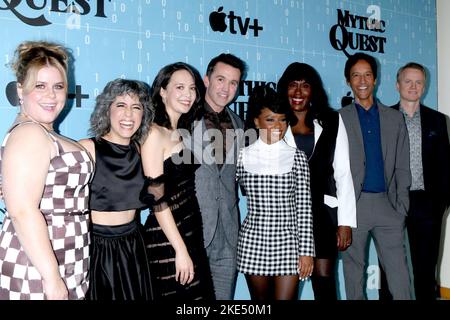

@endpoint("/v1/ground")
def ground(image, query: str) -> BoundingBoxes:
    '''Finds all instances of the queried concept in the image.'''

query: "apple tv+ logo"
[209,6,263,37]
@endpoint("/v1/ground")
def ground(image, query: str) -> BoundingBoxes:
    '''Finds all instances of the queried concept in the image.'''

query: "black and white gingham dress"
[236,145,314,276]
[0,122,93,300]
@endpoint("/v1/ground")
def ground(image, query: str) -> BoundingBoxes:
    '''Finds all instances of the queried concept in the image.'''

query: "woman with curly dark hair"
[79,78,155,300]
[277,62,356,300]
[140,62,215,300]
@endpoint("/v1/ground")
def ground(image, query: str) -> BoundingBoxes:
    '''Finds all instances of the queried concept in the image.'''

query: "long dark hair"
[277,62,333,130]
[151,62,204,132]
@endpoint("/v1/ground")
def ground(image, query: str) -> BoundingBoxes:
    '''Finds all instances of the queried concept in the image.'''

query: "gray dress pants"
[341,192,412,300]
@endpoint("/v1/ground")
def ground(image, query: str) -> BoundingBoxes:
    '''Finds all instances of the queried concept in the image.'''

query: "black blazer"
[308,111,339,226]
[392,103,450,213]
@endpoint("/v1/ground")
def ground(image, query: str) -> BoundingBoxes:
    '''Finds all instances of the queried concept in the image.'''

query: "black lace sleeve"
[140,174,169,213]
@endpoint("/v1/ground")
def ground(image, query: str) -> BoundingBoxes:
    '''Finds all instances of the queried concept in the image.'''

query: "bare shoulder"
[78,138,95,161]
[5,122,52,150]
[142,124,171,146]
[152,124,172,137]
[140,124,168,172]
[2,123,53,167]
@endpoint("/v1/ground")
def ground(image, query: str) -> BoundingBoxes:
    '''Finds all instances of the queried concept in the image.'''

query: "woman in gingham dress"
[0,41,93,300]
[236,86,314,300]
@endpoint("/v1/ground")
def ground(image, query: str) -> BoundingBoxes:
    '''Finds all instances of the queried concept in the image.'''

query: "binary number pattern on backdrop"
[0,1,437,116]
[0,0,437,300]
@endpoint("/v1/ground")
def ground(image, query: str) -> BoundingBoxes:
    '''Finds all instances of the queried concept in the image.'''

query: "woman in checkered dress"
[236,86,315,300]
[0,41,93,300]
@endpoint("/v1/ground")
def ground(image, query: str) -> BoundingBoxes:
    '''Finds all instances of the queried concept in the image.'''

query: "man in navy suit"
[379,62,450,300]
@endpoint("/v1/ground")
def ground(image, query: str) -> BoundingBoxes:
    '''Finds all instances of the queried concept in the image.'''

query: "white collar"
[242,137,296,174]
[253,137,287,150]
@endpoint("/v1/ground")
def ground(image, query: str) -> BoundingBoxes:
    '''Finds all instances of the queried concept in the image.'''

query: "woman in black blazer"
[277,62,356,300]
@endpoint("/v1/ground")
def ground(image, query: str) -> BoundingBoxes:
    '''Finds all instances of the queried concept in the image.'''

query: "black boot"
[311,275,337,301]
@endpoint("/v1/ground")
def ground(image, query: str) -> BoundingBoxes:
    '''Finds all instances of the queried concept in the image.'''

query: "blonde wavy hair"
[11,41,69,94]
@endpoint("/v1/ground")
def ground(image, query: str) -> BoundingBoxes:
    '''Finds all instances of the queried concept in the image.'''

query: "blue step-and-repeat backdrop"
[0,0,437,300]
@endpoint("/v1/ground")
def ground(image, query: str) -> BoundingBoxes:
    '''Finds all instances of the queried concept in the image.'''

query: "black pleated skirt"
[86,219,153,300]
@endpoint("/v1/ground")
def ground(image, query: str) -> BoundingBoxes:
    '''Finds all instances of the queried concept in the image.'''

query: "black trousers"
[379,190,443,300]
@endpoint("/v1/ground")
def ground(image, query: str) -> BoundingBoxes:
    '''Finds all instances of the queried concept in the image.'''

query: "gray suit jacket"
[190,107,244,248]
[339,102,411,216]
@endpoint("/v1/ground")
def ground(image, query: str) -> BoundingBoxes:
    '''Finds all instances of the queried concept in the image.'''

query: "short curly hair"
[344,52,378,82]
[89,79,154,143]
[245,85,297,131]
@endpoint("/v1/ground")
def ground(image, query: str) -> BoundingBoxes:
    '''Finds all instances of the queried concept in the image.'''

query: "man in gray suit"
[191,53,246,300]
[339,52,412,300]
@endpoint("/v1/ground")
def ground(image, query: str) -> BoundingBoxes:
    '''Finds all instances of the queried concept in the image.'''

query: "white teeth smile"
[41,103,56,109]
[292,98,304,103]
[120,121,134,128]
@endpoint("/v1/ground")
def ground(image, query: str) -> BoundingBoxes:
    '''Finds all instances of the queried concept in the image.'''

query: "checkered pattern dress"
[0,122,93,300]
[236,148,314,275]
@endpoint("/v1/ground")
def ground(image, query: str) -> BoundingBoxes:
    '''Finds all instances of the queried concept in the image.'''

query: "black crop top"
[89,137,147,211]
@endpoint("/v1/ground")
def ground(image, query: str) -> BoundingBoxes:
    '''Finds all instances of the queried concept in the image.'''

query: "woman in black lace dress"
[140,62,215,300]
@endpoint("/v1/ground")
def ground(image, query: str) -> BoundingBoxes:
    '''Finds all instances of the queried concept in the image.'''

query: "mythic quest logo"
[329,7,386,57]
[209,6,263,37]
[0,0,111,26]
[231,80,276,121]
